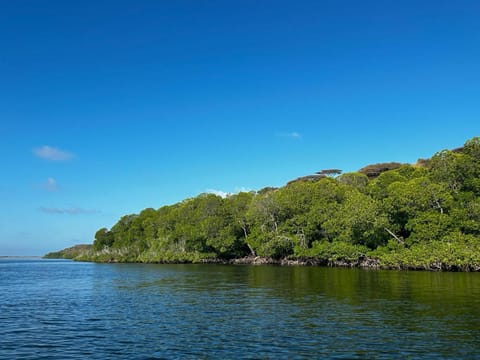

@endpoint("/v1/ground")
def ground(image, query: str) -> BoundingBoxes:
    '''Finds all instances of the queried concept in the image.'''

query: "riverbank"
[223,255,382,268]
[176,256,480,271]
[45,238,480,272]
[66,252,480,272]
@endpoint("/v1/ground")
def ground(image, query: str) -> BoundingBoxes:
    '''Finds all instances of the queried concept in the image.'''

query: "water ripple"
[1,260,480,359]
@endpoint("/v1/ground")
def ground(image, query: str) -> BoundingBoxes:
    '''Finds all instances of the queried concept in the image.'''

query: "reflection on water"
[1,259,479,359]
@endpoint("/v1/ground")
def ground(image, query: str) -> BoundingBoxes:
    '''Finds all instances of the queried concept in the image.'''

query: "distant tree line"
[79,138,480,270]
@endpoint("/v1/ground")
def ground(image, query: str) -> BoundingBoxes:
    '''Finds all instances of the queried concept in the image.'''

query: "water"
[1,259,480,359]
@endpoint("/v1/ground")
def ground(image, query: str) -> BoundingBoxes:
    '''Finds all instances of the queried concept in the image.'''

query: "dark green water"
[1,259,479,359]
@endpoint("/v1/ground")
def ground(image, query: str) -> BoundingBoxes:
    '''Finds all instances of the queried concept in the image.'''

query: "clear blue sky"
[1,0,480,255]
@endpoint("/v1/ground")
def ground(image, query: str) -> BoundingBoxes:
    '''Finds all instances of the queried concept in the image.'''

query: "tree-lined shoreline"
[46,138,480,271]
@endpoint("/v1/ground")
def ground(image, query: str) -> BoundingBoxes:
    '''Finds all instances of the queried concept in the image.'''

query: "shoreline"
[75,255,480,272]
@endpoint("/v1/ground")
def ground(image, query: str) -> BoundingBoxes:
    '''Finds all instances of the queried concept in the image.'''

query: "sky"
[1,0,480,255]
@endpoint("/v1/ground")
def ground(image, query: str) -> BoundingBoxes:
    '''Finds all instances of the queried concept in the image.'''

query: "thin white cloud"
[276,132,302,139]
[290,132,302,139]
[33,145,74,161]
[206,189,230,198]
[42,177,59,192]
[206,187,253,198]
[39,207,100,215]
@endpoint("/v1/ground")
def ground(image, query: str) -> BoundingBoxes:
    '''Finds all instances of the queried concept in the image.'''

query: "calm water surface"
[1,259,479,359]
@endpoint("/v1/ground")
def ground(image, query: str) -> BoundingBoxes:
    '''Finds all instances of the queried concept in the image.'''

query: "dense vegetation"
[44,244,93,259]
[70,138,480,271]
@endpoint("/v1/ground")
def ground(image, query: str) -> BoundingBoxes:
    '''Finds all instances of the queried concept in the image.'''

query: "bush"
[294,241,369,263]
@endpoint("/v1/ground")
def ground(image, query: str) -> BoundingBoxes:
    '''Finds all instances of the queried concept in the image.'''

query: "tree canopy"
[73,137,480,271]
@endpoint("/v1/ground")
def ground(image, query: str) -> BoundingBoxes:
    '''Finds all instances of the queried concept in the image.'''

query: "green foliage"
[451,198,480,235]
[382,177,454,241]
[44,244,93,259]
[373,232,480,271]
[337,172,369,192]
[405,211,454,244]
[257,235,294,259]
[429,150,469,193]
[368,169,406,200]
[463,137,480,160]
[323,190,389,248]
[71,137,480,271]
[93,228,114,250]
[295,241,369,264]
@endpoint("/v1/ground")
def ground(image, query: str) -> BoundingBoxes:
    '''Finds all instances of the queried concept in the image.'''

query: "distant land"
[44,245,93,259]
[46,137,480,271]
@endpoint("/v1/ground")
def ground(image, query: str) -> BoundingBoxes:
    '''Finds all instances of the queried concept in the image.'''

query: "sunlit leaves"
[88,137,480,268]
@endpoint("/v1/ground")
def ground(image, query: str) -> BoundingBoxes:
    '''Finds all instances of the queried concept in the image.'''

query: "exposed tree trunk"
[246,242,256,257]
[385,227,405,245]
[271,214,278,232]
[240,221,256,256]
[297,227,306,248]
[432,195,444,214]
